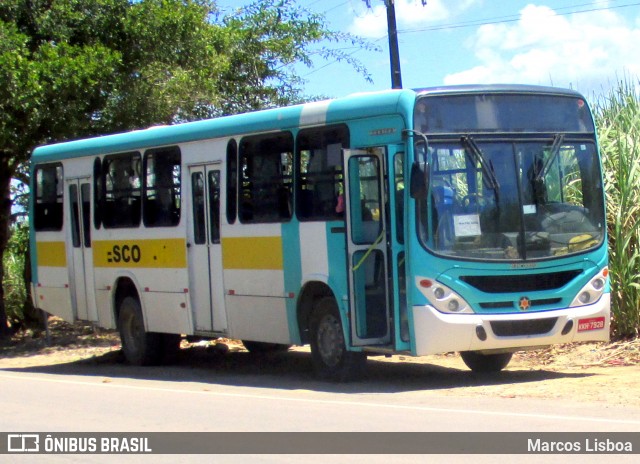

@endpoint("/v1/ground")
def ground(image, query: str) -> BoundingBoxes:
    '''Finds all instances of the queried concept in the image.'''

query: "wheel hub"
[317,314,343,367]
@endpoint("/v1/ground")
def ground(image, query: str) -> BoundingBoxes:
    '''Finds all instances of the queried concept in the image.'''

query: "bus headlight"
[570,267,608,308]
[417,277,473,314]
[578,291,591,304]
[447,299,460,312]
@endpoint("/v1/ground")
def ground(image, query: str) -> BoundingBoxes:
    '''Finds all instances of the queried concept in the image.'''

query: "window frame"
[238,132,294,224]
[101,151,142,229]
[142,146,182,228]
[33,163,64,232]
[295,124,350,222]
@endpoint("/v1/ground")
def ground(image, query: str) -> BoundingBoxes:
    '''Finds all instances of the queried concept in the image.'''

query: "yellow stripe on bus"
[222,236,283,270]
[36,241,67,267]
[93,239,187,268]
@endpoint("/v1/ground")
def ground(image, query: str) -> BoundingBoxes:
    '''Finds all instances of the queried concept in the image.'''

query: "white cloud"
[444,4,640,93]
[349,0,478,38]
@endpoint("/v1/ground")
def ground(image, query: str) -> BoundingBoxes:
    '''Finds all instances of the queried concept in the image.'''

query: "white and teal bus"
[30,85,609,380]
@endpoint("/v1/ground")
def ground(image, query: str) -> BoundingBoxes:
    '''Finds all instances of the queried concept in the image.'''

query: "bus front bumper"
[411,293,610,356]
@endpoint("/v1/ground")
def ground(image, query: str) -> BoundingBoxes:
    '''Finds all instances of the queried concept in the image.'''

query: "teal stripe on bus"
[281,221,303,344]
[326,221,349,317]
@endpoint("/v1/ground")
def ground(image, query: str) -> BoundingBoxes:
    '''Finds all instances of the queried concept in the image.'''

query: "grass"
[594,77,640,337]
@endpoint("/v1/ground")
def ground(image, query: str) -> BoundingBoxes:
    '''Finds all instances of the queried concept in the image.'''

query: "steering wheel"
[461,192,485,208]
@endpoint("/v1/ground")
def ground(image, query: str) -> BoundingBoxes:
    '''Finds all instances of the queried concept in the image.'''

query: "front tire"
[309,297,366,382]
[118,296,162,366]
[460,351,513,373]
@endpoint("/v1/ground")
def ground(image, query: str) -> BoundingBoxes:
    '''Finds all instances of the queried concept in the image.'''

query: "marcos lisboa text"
[528,437,633,453]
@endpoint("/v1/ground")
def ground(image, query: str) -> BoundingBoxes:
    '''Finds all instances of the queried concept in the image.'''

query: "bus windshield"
[420,137,605,261]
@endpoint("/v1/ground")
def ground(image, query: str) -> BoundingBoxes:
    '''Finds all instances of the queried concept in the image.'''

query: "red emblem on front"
[519,297,531,311]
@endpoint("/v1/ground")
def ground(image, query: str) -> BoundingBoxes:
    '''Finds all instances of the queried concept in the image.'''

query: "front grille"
[461,270,581,293]
[479,301,514,309]
[479,298,562,310]
[490,318,558,337]
[530,297,562,307]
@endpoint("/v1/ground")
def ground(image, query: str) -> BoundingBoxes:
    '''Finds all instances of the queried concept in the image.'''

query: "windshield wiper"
[461,135,500,195]
[535,133,565,182]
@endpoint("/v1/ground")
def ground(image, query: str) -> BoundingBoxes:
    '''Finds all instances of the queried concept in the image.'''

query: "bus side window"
[394,152,404,243]
[192,172,206,245]
[226,139,237,224]
[93,157,102,229]
[102,152,141,228]
[208,170,221,243]
[296,124,349,221]
[143,147,181,227]
[34,163,64,231]
[69,184,81,247]
[239,132,293,223]
[80,183,91,246]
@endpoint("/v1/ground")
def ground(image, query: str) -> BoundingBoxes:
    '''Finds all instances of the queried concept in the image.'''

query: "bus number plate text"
[577,316,605,332]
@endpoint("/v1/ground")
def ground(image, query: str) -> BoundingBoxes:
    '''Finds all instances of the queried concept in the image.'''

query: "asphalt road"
[1,349,639,463]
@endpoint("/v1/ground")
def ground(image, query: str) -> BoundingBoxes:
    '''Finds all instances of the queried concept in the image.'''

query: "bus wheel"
[460,351,513,373]
[309,297,366,382]
[118,296,161,366]
[242,341,291,353]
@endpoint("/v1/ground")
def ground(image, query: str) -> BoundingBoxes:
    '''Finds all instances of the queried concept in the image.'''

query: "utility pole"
[385,0,403,89]
[363,1,427,90]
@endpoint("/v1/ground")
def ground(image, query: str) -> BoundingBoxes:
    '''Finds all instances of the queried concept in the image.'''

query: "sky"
[221,0,640,99]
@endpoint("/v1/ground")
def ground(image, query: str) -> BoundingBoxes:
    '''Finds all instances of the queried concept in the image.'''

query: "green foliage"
[594,78,640,337]
[2,222,29,325]
[0,0,374,145]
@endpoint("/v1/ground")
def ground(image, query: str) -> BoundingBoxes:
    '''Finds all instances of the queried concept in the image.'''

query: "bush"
[2,222,29,326]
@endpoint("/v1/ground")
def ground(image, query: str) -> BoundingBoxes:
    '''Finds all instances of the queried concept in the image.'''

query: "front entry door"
[343,148,391,346]
[187,164,227,333]
[66,178,97,322]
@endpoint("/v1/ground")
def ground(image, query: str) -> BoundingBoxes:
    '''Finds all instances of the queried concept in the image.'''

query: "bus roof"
[31,88,416,163]
[31,84,587,163]
[414,84,585,98]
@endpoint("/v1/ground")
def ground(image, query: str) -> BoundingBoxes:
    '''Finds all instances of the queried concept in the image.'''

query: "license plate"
[577,316,606,332]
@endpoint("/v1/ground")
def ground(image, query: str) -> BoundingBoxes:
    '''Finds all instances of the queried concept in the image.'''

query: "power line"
[399,1,640,34]
[305,0,351,14]
[303,0,640,78]
[325,1,351,14]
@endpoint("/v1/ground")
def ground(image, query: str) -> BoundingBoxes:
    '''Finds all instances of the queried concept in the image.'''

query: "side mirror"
[410,161,429,199]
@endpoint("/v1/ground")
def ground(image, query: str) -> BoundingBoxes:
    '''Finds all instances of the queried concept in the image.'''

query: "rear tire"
[309,297,366,382]
[118,296,162,366]
[460,351,513,373]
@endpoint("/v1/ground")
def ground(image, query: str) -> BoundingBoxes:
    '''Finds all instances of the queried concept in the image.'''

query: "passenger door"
[66,178,97,321]
[187,164,227,333]
[343,147,391,346]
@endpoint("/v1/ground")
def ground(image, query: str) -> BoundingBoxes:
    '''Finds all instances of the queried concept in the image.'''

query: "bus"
[30,85,610,380]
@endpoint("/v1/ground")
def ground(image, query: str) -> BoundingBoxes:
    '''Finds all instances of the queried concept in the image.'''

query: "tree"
[0,0,374,337]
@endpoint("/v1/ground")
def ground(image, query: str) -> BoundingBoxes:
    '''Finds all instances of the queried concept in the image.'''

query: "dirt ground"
[1,318,639,409]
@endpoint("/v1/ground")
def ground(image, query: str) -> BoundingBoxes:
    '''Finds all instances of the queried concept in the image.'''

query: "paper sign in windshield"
[453,214,481,237]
